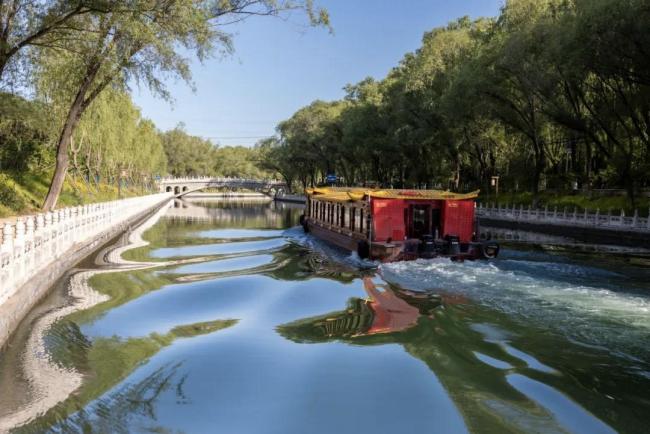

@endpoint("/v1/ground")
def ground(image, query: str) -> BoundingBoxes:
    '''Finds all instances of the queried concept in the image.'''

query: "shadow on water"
[3,198,650,433]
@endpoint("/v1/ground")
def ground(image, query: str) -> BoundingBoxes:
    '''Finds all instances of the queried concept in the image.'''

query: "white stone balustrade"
[157,176,287,196]
[476,203,650,233]
[0,193,172,306]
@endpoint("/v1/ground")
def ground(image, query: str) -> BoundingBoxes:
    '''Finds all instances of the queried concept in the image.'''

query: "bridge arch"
[159,177,287,198]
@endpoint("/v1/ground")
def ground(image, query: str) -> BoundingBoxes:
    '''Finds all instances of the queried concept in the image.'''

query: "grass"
[0,170,156,218]
[479,191,650,217]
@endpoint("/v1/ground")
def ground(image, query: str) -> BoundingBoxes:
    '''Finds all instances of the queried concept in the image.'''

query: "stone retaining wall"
[0,193,172,348]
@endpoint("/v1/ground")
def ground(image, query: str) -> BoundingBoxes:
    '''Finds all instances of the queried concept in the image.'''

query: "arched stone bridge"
[158,176,287,197]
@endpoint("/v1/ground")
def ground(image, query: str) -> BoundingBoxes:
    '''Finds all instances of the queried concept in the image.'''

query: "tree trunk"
[42,97,85,210]
[0,56,7,80]
[623,149,636,209]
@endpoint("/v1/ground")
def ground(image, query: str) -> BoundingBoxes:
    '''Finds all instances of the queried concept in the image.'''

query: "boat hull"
[305,219,497,262]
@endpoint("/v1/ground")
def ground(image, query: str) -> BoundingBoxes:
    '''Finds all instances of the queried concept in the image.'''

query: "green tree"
[36,0,328,210]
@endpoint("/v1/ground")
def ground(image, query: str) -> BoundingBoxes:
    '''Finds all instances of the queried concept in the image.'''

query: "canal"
[1,198,649,433]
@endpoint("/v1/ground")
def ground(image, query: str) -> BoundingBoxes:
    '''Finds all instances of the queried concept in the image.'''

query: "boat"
[299,187,499,262]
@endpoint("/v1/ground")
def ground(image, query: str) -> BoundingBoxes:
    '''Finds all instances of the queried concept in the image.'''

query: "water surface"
[3,199,650,433]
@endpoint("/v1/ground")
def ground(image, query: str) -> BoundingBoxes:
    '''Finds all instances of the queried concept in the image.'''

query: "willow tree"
[0,1,144,85]
[65,89,167,185]
[39,0,328,210]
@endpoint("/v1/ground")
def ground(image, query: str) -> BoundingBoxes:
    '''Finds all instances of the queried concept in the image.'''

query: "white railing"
[476,203,650,233]
[158,176,286,185]
[0,193,172,306]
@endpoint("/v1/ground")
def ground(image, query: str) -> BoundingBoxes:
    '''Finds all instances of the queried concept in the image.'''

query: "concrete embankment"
[0,202,195,432]
[275,194,306,204]
[479,217,650,249]
[0,194,172,350]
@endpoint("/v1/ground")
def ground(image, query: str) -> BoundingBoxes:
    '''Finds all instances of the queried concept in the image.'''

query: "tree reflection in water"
[16,363,187,434]
[277,276,617,434]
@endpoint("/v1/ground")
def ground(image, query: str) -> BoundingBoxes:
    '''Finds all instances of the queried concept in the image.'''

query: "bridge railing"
[158,176,286,186]
[476,203,650,232]
[0,193,172,306]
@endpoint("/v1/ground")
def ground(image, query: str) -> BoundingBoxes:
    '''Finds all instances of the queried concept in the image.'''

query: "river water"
[1,198,650,433]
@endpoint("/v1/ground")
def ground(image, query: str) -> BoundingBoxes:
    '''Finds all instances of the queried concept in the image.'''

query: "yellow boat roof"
[305,187,479,203]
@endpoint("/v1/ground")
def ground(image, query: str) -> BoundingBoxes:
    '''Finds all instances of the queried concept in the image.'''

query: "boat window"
[365,210,371,237]
[340,206,346,228]
[359,209,364,233]
[350,208,356,231]
[407,204,430,239]
[431,208,441,238]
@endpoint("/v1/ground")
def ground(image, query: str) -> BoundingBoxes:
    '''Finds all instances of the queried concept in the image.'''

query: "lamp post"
[118,169,127,199]
[143,175,149,192]
[491,176,500,199]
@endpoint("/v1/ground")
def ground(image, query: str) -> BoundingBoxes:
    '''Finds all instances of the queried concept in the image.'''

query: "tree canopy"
[0,0,328,209]
[260,0,650,205]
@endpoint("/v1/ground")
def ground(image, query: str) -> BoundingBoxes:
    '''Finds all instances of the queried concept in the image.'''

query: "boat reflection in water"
[277,276,616,434]
[4,198,647,433]
[297,276,443,339]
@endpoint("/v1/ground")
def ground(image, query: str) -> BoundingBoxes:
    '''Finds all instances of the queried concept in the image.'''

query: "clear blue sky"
[131,0,504,147]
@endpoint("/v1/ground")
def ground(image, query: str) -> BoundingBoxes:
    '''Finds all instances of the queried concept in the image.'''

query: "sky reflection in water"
[14,199,650,434]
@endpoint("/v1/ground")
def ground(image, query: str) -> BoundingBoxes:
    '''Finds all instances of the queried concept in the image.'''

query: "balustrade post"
[14,219,25,247]
[25,217,34,243]
[595,208,600,225]
[2,223,14,253]
[632,209,638,227]
[52,210,60,237]
[44,212,52,241]
[607,209,612,225]
[35,214,44,245]
[553,206,558,219]
[573,207,577,221]
[620,209,625,226]
[583,208,588,222]
[563,207,567,220]
[24,216,36,274]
